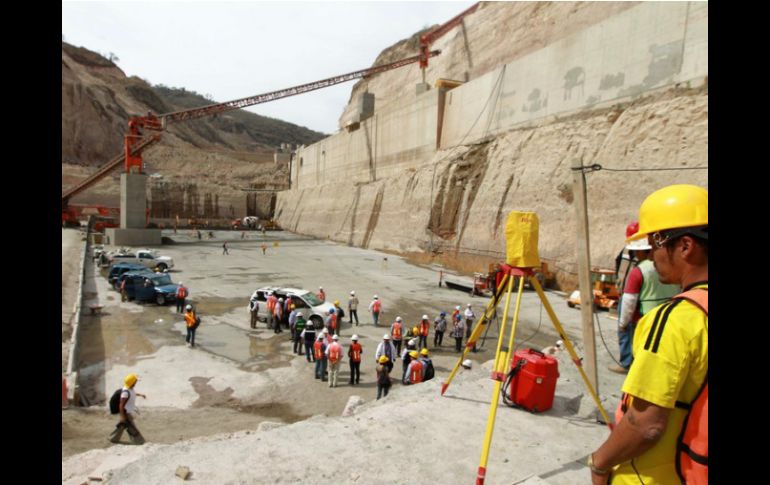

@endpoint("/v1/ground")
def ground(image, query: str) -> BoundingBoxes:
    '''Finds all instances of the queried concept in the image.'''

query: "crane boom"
[62,50,440,208]
[419,2,479,72]
[162,50,440,124]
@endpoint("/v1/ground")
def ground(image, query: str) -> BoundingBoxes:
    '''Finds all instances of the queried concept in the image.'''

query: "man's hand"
[591,470,610,485]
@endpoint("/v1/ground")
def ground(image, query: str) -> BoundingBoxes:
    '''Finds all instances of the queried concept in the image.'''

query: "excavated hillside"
[61,42,325,217]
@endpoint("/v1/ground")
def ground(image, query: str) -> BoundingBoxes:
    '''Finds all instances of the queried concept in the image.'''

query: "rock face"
[61,42,323,218]
[278,2,708,289]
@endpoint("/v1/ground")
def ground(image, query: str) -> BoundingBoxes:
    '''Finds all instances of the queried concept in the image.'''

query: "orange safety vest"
[615,288,708,485]
[420,320,429,336]
[409,360,424,383]
[267,297,275,312]
[314,341,325,360]
[350,343,362,362]
[184,311,196,328]
[372,300,381,313]
[329,314,337,331]
[328,343,342,363]
[177,286,187,298]
[392,322,402,340]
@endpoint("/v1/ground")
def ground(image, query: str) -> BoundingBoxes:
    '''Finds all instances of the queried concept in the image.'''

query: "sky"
[62,1,476,134]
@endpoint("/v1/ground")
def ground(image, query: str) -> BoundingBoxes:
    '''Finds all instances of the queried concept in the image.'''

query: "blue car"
[108,263,153,287]
[118,271,178,305]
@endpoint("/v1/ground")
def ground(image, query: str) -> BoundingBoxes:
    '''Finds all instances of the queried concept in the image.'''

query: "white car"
[253,286,334,328]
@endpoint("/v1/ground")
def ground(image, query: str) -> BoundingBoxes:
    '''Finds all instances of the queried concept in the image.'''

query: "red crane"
[61,50,440,210]
[418,2,480,83]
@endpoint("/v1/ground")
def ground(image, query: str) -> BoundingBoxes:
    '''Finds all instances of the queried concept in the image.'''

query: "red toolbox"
[506,348,559,412]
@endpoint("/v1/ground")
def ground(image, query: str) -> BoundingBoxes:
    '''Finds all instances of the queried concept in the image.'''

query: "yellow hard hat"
[630,184,708,241]
[334,300,340,306]
[378,355,389,363]
[420,348,429,356]
[412,326,419,335]
[409,350,419,359]
[124,373,138,388]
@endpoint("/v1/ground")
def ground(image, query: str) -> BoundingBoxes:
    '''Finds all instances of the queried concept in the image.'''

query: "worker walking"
[609,221,681,374]
[313,334,328,381]
[222,241,229,255]
[390,317,404,355]
[184,304,200,348]
[403,351,424,385]
[348,290,359,326]
[348,334,362,385]
[248,293,259,329]
[369,295,382,326]
[376,356,392,400]
[375,334,397,374]
[434,311,447,347]
[301,320,316,362]
[175,282,188,313]
[418,315,430,350]
[589,184,708,485]
[109,373,146,445]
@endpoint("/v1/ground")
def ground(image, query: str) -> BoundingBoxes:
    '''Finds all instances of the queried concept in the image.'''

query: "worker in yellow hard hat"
[109,373,147,445]
[333,299,345,332]
[403,350,424,385]
[376,355,392,400]
[589,185,708,485]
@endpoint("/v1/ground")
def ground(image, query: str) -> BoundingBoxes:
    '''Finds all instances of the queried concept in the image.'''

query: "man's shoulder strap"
[674,287,708,315]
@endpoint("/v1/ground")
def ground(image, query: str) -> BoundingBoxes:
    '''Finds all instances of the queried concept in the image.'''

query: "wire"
[572,163,707,173]
[594,310,623,367]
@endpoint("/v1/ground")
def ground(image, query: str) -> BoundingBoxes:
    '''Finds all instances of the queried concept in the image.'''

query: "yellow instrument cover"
[504,211,541,268]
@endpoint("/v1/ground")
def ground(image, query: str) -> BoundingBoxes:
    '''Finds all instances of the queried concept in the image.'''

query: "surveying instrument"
[440,211,613,485]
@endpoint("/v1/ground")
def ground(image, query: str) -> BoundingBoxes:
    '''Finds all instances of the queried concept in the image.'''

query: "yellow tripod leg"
[476,274,526,485]
[441,273,510,395]
[529,275,613,429]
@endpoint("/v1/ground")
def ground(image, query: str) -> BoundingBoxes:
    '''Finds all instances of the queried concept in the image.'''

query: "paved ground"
[62,228,629,483]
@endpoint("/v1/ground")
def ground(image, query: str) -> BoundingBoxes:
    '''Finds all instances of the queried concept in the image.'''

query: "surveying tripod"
[440,263,613,485]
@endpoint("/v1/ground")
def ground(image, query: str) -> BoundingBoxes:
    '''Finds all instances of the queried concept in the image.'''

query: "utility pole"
[571,158,599,396]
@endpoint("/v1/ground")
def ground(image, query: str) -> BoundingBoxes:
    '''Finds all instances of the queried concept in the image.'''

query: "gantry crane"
[61,49,440,211]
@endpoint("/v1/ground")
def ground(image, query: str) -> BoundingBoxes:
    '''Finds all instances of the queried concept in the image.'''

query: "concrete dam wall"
[276,2,708,285]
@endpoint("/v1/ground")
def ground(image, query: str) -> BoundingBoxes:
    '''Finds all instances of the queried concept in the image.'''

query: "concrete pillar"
[120,173,148,229]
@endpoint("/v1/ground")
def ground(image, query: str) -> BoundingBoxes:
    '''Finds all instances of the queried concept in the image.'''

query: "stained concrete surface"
[62,228,628,480]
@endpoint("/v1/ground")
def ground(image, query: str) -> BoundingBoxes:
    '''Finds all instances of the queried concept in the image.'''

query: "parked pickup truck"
[108,249,175,271]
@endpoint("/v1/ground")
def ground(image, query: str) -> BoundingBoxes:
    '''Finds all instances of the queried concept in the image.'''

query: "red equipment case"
[507,348,559,412]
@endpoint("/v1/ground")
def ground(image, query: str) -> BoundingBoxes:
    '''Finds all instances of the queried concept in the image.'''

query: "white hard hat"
[350,290,355,295]
[319,286,323,290]
[556,340,564,348]
[278,297,284,301]
[317,334,324,340]
[455,306,461,310]
[297,312,303,317]
[185,304,192,310]
[462,359,473,369]
[383,334,390,340]
[396,316,402,322]
[179,281,183,285]
[352,334,359,340]
[373,295,378,299]
[467,303,472,307]
[626,238,652,251]
[408,338,417,346]
[332,334,339,341]
[322,328,328,334]
[422,314,428,320]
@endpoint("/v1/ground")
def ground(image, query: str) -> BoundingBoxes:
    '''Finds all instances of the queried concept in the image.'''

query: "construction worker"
[184,304,199,348]
[418,315,430,350]
[390,317,404,355]
[419,348,435,381]
[317,286,326,302]
[464,303,476,351]
[403,350,424,385]
[326,334,343,387]
[348,290,360,326]
[589,185,708,485]
[273,298,284,334]
[175,282,188,313]
[434,311,447,347]
[313,334,327,381]
[301,319,317,362]
[293,310,306,355]
[333,300,345,332]
[452,317,466,353]
[369,295,382,326]
[222,241,229,255]
[120,277,128,302]
[248,293,259,329]
[266,292,276,329]
[401,338,418,382]
[375,334,397,373]
[109,373,146,445]
[451,305,461,325]
[376,355,392,400]
[325,308,337,335]
[609,221,680,374]
[348,334,363,385]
